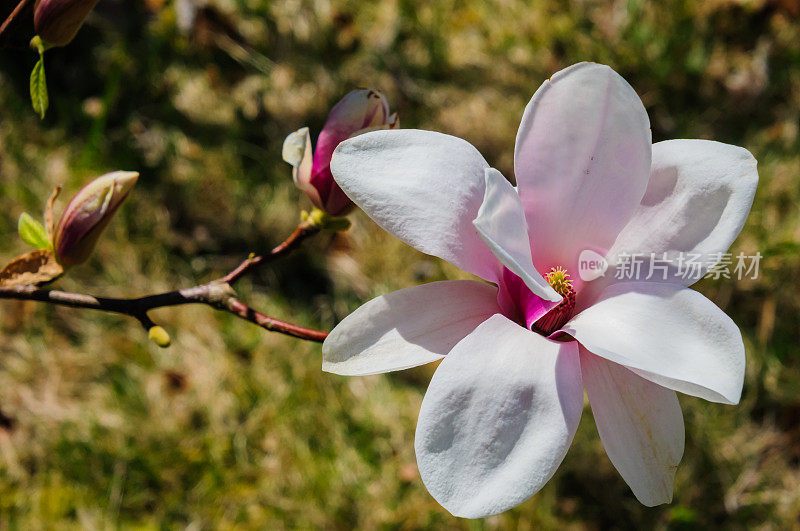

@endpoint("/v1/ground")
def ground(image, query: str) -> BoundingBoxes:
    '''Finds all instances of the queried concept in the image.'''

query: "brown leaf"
[0,249,64,288]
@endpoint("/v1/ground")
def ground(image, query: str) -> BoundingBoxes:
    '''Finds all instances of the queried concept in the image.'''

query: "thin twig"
[222,220,318,285]
[0,221,329,343]
[0,0,31,42]
[224,297,328,342]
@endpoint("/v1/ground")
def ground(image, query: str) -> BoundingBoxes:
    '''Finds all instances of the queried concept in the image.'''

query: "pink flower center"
[497,266,576,336]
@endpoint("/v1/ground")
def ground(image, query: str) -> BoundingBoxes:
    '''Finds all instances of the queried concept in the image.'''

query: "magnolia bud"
[283,89,398,216]
[54,171,138,267]
[34,0,100,47]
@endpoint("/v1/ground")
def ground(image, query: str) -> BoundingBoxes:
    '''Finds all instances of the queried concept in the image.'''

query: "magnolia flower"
[54,171,138,267]
[282,89,398,216]
[323,63,758,518]
[34,0,100,47]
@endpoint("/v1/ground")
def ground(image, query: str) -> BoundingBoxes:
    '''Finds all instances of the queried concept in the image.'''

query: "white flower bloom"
[324,62,758,518]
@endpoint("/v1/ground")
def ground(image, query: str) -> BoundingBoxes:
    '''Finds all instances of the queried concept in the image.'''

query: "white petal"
[563,282,745,404]
[473,168,560,302]
[322,281,500,376]
[581,350,684,506]
[514,63,651,281]
[331,129,500,282]
[607,139,759,285]
[415,314,583,518]
[282,127,310,167]
[282,127,319,204]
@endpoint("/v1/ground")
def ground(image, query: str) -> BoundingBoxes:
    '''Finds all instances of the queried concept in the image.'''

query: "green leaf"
[30,56,48,119]
[18,212,52,250]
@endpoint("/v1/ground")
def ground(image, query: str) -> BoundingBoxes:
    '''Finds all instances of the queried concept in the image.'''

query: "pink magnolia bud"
[283,89,398,216]
[54,171,138,267]
[34,0,100,47]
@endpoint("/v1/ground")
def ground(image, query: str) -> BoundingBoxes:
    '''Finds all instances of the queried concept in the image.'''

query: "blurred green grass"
[1,0,799,527]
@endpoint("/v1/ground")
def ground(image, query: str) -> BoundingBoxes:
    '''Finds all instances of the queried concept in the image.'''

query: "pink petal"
[311,90,394,215]
[514,63,651,284]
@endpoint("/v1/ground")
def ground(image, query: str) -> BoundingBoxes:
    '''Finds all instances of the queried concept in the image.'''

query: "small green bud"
[306,207,327,228]
[305,207,351,231]
[148,326,171,348]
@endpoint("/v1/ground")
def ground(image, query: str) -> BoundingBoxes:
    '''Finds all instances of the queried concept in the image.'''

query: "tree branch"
[0,0,31,44]
[0,221,329,343]
[221,220,318,285]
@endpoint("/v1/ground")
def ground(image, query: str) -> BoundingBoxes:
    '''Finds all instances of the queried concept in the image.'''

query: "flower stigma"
[531,267,576,336]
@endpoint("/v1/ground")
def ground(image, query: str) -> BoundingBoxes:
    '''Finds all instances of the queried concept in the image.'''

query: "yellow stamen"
[545,266,573,298]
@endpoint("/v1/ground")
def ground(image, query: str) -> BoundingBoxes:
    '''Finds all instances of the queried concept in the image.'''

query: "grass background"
[1,0,799,527]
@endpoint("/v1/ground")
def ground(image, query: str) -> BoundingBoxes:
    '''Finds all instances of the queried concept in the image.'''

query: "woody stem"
[0,221,328,343]
[0,0,31,41]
